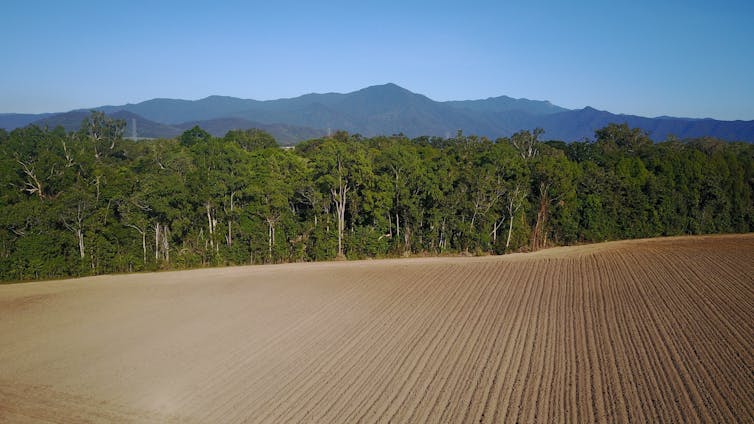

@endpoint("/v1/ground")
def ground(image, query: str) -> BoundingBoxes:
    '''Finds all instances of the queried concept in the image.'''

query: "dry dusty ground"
[1,234,753,423]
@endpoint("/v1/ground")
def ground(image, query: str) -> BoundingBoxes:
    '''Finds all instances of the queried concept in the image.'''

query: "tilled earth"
[1,234,752,423]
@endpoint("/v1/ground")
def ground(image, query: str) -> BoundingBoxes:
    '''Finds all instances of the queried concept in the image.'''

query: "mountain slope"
[445,95,567,115]
[4,84,753,143]
[533,107,754,142]
[98,96,262,124]
[174,118,325,145]
[31,111,182,139]
[96,85,754,141]
[29,111,323,144]
[0,113,54,130]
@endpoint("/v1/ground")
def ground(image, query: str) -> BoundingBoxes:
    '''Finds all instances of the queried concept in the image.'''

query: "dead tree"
[16,159,44,199]
[511,128,543,160]
[331,155,350,258]
[63,201,87,259]
[154,222,170,263]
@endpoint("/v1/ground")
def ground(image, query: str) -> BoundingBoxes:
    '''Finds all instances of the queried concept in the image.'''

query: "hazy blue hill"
[264,83,501,138]
[176,117,270,136]
[0,113,54,130]
[251,122,327,146]
[4,84,753,143]
[535,107,754,142]
[110,111,183,139]
[445,95,568,115]
[320,83,464,136]
[246,102,360,133]
[88,83,560,138]
[31,110,183,139]
[335,83,433,118]
[256,91,346,110]
[175,117,325,145]
[30,110,93,131]
[98,96,262,125]
[26,110,325,144]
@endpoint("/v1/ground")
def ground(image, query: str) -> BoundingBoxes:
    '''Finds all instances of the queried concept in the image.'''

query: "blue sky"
[2,0,753,120]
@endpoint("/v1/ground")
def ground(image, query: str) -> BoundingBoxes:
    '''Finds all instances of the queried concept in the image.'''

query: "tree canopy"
[1,113,752,281]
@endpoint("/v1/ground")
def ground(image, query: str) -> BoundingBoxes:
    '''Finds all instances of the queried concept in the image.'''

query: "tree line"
[1,112,752,281]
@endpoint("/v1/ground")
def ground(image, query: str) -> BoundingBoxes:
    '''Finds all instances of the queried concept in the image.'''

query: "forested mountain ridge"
[1,113,752,281]
[3,84,752,142]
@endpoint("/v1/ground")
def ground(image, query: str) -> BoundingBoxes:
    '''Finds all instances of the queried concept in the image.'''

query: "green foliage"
[79,111,126,160]
[224,129,278,151]
[595,123,652,154]
[2,114,753,281]
[180,126,211,147]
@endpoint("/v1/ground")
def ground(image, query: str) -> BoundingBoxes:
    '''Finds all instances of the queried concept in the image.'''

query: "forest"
[1,112,753,281]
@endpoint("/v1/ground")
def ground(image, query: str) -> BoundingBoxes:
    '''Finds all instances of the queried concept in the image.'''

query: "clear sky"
[2,0,753,120]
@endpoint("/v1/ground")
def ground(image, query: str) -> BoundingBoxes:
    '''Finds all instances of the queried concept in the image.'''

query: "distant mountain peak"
[445,93,568,116]
[202,95,237,100]
[369,82,403,89]
[484,95,514,101]
[357,83,418,96]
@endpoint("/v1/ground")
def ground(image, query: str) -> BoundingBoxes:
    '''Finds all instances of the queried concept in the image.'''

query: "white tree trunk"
[227,191,235,247]
[336,190,346,257]
[77,228,85,259]
[206,201,214,249]
[506,214,514,250]
[505,184,524,251]
[155,222,160,261]
[331,157,349,258]
[142,231,146,264]
[491,217,505,244]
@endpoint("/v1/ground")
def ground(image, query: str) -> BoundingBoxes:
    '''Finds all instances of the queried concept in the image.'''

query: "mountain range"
[2,83,753,144]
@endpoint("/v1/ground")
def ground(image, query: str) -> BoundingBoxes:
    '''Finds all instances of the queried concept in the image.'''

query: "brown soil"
[1,234,752,423]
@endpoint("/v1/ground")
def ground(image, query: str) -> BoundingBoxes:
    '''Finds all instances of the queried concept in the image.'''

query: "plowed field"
[1,234,753,423]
